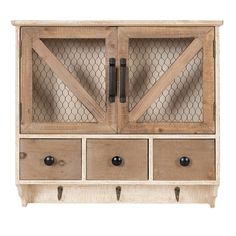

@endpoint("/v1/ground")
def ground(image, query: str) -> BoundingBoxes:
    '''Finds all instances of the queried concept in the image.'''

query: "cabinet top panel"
[11,20,223,27]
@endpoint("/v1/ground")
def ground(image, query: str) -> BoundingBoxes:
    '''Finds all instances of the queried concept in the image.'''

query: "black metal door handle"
[120,58,126,103]
[109,58,116,103]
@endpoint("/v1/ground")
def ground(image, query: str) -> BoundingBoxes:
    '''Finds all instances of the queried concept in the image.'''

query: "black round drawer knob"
[179,156,190,167]
[44,155,55,166]
[112,156,123,166]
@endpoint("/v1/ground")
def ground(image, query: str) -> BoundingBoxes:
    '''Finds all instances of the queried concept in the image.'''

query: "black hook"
[174,186,180,202]
[57,186,63,201]
[116,186,121,201]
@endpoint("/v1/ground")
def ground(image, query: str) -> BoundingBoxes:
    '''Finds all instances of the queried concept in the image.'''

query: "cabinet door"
[20,27,117,133]
[117,27,215,133]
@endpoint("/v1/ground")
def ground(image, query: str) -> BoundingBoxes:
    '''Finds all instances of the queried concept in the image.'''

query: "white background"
[0,0,235,235]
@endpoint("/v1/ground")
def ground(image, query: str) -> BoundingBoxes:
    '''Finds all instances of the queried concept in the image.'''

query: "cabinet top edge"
[11,20,223,27]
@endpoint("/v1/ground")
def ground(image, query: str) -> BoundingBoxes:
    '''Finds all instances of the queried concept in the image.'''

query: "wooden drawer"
[20,139,82,180]
[153,139,215,180]
[87,139,148,180]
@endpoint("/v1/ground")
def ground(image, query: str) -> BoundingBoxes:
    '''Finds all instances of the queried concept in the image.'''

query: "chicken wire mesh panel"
[128,38,193,111]
[42,38,106,112]
[32,50,96,122]
[138,50,203,123]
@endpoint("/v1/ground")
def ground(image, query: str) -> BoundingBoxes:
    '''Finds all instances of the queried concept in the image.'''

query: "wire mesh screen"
[42,38,106,111]
[32,50,96,122]
[128,38,203,123]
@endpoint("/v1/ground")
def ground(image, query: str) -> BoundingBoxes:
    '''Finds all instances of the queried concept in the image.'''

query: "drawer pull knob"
[179,156,190,167]
[112,156,123,166]
[116,186,121,201]
[57,186,63,201]
[44,155,55,166]
[175,186,180,202]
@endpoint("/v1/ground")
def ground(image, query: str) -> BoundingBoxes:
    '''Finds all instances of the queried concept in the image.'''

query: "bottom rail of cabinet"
[17,184,218,207]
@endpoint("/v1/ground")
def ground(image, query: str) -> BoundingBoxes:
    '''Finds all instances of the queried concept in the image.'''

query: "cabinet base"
[17,184,218,207]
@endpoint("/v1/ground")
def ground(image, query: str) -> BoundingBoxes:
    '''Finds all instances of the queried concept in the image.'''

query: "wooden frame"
[12,20,223,27]
[20,27,118,134]
[118,27,215,133]
[13,21,222,207]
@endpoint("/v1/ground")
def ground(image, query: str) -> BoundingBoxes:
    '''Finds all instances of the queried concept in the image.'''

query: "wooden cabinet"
[13,20,222,207]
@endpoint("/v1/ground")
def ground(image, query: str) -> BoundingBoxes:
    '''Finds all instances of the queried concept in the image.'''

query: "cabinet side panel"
[16,26,21,183]
[215,26,220,183]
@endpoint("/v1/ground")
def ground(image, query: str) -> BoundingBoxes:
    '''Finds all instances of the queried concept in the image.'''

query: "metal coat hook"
[57,186,63,201]
[116,186,121,201]
[175,186,180,202]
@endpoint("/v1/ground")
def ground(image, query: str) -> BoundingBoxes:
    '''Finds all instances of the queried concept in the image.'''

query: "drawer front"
[87,139,148,180]
[20,139,82,180]
[153,139,215,180]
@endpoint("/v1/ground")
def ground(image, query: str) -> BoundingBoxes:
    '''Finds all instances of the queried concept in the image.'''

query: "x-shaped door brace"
[32,38,105,123]
[129,38,203,122]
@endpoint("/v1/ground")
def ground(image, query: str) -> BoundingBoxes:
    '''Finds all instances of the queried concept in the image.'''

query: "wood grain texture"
[118,26,213,38]
[120,122,214,134]
[20,139,82,180]
[215,27,220,183]
[153,139,215,180]
[22,26,113,39]
[148,138,153,180]
[11,20,223,27]
[202,28,215,132]
[18,179,218,185]
[105,28,118,131]
[17,185,31,207]
[87,139,148,180]
[15,27,21,183]
[17,184,218,207]
[81,138,87,180]
[23,123,115,134]
[117,29,129,132]
[19,134,217,139]
[21,29,33,132]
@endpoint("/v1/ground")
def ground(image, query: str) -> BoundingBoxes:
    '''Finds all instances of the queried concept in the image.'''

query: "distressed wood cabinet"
[13,21,222,206]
